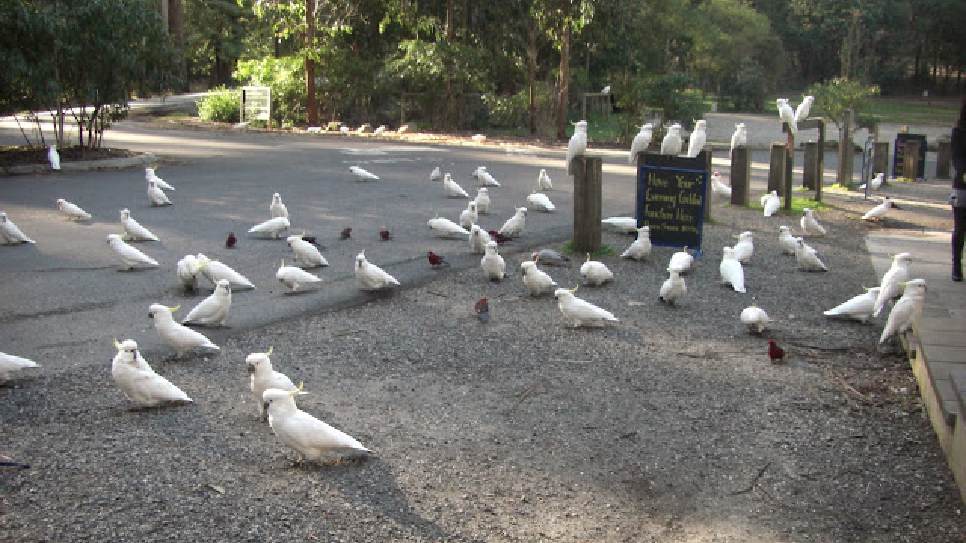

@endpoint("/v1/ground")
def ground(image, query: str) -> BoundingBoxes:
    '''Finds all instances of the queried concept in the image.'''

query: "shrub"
[618,73,708,129]
[483,91,529,129]
[234,56,305,126]
[197,87,240,123]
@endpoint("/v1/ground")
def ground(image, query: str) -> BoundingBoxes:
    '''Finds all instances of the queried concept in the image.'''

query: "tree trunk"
[526,25,537,135]
[445,0,456,129]
[305,0,318,126]
[168,0,186,91]
[556,26,571,141]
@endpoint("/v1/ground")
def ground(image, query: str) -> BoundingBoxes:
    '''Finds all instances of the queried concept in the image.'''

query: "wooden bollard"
[702,145,713,220]
[767,143,787,195]
[837,109,854,187]
[803,141,819,189]
[937,138,951,179]
[572,156,602,253]
[730,146,751,206]
[902,140,921,180]
[873,142,889,179]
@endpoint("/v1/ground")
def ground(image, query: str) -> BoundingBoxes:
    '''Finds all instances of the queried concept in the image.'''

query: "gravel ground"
[2,198,964,542]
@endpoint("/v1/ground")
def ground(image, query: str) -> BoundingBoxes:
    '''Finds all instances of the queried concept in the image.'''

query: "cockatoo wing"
[183,293,228,325]
[275,410,369,457]
[565,297,618,323]
[123,216,159,241]
[526,192,555,212]
[113,239,159,267]
[206,261,255,290]
[824,289,877,320]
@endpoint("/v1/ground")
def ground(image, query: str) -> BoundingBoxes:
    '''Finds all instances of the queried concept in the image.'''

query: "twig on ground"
[729,461,772,495]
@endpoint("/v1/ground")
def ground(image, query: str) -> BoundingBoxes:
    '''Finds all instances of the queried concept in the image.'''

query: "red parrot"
[225,232,237,249]
[487,230,512,245]
[340,227,352,240]
[427,251,448,268]
[767,340,785,364]
[379,227,392,241]
[474,297,490,323]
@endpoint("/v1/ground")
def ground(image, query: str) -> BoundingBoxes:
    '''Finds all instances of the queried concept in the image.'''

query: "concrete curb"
[0,152,157,177]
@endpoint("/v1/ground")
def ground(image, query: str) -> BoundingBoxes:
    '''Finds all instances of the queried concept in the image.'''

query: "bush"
[482,91,529,129]
[721,59,768,112]
[234,56,305,126]
[618,73,708,129]
[197,87,240,123]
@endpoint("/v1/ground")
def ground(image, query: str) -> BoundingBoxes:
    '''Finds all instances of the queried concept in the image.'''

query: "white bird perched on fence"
[862,197,897,221]
[580,253,613,286]
[628,123,653,164]
[339,125,351,135]
[521,260,557,296]
[661,123,683,155]
[879,278,927,344]
[860,172,884,190]
[659,268,687,306]
[276,259,322,292]
[473,187,490,213]
[794,237,828,272]
[668,247,694,274]
[0,212,35,244]
[263,385,372,463]
[349,165,379,181]
[107,234,158,270]
[428,215,470,239]
[711,171,731,198]
[443,173,470,198]
[183,279,231,327]
[538,168,553,190]
[740,305,770,334]
[355,251,399,291]
[474,166,501,187]
[429,166,443,182]
[778,225,798,255]
[459,201,478,229]
[720,246,746,293]
[270,193,288,219]
[195,253,255,290]
[499,207,527,238]
[111,339,191,407]
[601,216,638,234]
[145,168,175,191]
[247,347,296,419]
[730,123,747,155]
[287,235,328,268]
[761,191,781,217]
[373,125,387,135]
[824,287,881,323]
[56,199,91,221]
[601,85,611,95]
[686,120,707,158]
[873,252,912,317]
[177,254,203,292]
[526,188,555,212]
[0,352,40,384]
[471,133,487,143]
[397,124,410,134]
[733,231,754,263]
[120,208,159,242]
[554,287,618,328]
[147,179,172,206]
[356,123,371,134]
[481,241,507,281]
[777,98,797,134]
[800,208,826,235]
[621,225,652,260]
[148,303,220,357]
[566,120,588,174]
[48,144,60,170]
[248,216,290,239]
[795,95,814,123]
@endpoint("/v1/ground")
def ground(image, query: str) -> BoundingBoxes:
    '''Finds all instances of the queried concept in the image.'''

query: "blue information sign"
[636,164,708,254]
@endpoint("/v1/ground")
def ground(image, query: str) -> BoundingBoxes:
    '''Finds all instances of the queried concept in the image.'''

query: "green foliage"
[197,87,241,123]
[234,56,305,125]
[621,74,708,128]
[482,92,529,129]
[561,241,615,258]
[806,78,881,129]
[720,59,769,112]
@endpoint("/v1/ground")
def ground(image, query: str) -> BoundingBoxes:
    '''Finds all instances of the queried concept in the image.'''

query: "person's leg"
[953,206,966,281]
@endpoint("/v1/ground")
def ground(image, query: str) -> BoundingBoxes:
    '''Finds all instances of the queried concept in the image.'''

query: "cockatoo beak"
[290,381,308,396]
[168,305,180,313]
[267,346,273,356]
[569,286,578,294]
[113,338,121,351]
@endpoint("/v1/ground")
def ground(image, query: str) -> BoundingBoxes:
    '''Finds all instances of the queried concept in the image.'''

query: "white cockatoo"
[270,193,289,219]
[471,133,487,143]
[862,197,896,221]
[459,201,478,229]
[761,191,781,217]
[538,169,553,190]
[498,207,527,238]
[195,253,256,290]
[879,279,927,344]
[740,305,770,334]
[397,124,410,134]
[183,279,231,327]
[601,85,611,95]
[659,268,687,306]
[355,251,399,291]
[107,234,158,270]
[733,231,754,263]
[145,167,175,191]
[794,237,828,272]
[661,123,683,155]
[276,260,322,292]
[0,212,35,244]
[554,287,618,328]
[730,123,747,155]
[148,303,220,357]
[111,339,191,407]
[176,254,203,292]
[778,225,798,255]
[520,260,557,296]
[481,241,507,281]
[824,287,881,323]
[429,166,443,182]
[873,252,912,317]
[566,120,588,174]
[356,123,370,134]
[794,95,814,123]
[668,247,694,274]
[526,189,555,212]
[248,216,290,239]
[147,179,172,206]
[48,144,60,170]
[860,172,884,190]
[777,98,797,134]
[427,216,470,239]
[468,225,491,254]
[56,199,91,221]
[474,166,501,187]
[686,120,707,158]
[720,246,746,293]
[0,352,40,384]
[711,171,732,198]
[621,225,652,260]
[580,253,613,286]
[628,123,653,164]
[473,187,491,213]
[339,125,351,135]
[443,173,470,198]
[601,216,638,234]
[349,166,379,181]
[800,208,826,236]
[120,209,159,242]
[247,348,296,419]
[373,125,387,135]
[263,386,371,463]
[287,235,328,268]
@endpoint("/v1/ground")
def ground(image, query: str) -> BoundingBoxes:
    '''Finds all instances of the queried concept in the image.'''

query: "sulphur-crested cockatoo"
[474,166,500,187]
[601,85,611,95]
[720,246,746,293]
[145,168,175,191]
[0,352,40,384]
[778,226,798,255]
[473,187,490,213]
[0,212,35,244]
[183,279,231,327]
[177,254,202,292]
[263,385,371,463]
[628,123,653,164]
[195,253,255,290]
[795,95,814,123]
[661,123,683,155]
[669,247,694,274]
[427,216,470,239]
[111,339,191,407]
[740,305,770,334]
[48,144,60,170]
[862,197,896,221]
[566,120,588,174]
[247,348,296,419]
[730,123,747,155]
[120,209,158,242]
[397,124,409,134]
[733,231,754,263]
[481,241,507,281]
[526,189,555,212]
[538,169,553,190]
[276,260,322,292]
[686,120,707,158]
[56,199,91,221]
[373,125,386,135]
[873,252,912,317]
[468,224,491,254]
[287,235,328,268]
[777,98,797,134]
[580,253,613,286]
[800,208,826,236]
[859,172,884,190]
[107,234,158,270]
[659,268,687,306]
[824,287,881,323]
[355,251,399,291]
[147,179,172,206]
[794,237,828,272]
[879,279,927,344]
[601,216,638,234]
[349,166,379,181]
[554,287,618,328]
[248,216,290,239]
[429,166,442,182]
[443,173,470,198]
[761,191,781,217]
[270,193,288,219]
[148,303,220,357]
[498,207,527,238]
[521,260,557,296]
[711,171,731,198]
[459,201,478,229]
[621,225,652,260]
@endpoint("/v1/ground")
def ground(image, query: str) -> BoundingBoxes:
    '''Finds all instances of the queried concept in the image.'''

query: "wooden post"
[937,138,951,179]
[803,141,819,190]
[784,145,794,212]
[768,143,787,195]
[873,141,889,179]
[836,108,854,188]
[573,156,602,253]
[903,140,921,181]
[730,146,751,206]
[702,145,713,220]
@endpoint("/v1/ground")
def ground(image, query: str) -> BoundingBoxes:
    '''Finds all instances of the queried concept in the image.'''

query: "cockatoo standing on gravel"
[554,287,618,328]
[247,347,296,419]
[107,234,158,270]
[720,246,746,293]
[0,352,40,384]
[112,339,191,407]
[183,279,232,327]
[621,226,652,260]
[263,385,371,463]
[148,304,220,357]
[355,251,399,291]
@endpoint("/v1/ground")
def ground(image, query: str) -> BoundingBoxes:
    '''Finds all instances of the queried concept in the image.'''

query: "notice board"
[636,153,708,252]
[892,133,927,179]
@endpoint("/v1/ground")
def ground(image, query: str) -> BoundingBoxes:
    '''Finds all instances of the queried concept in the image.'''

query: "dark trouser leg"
[953,206,966,280]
